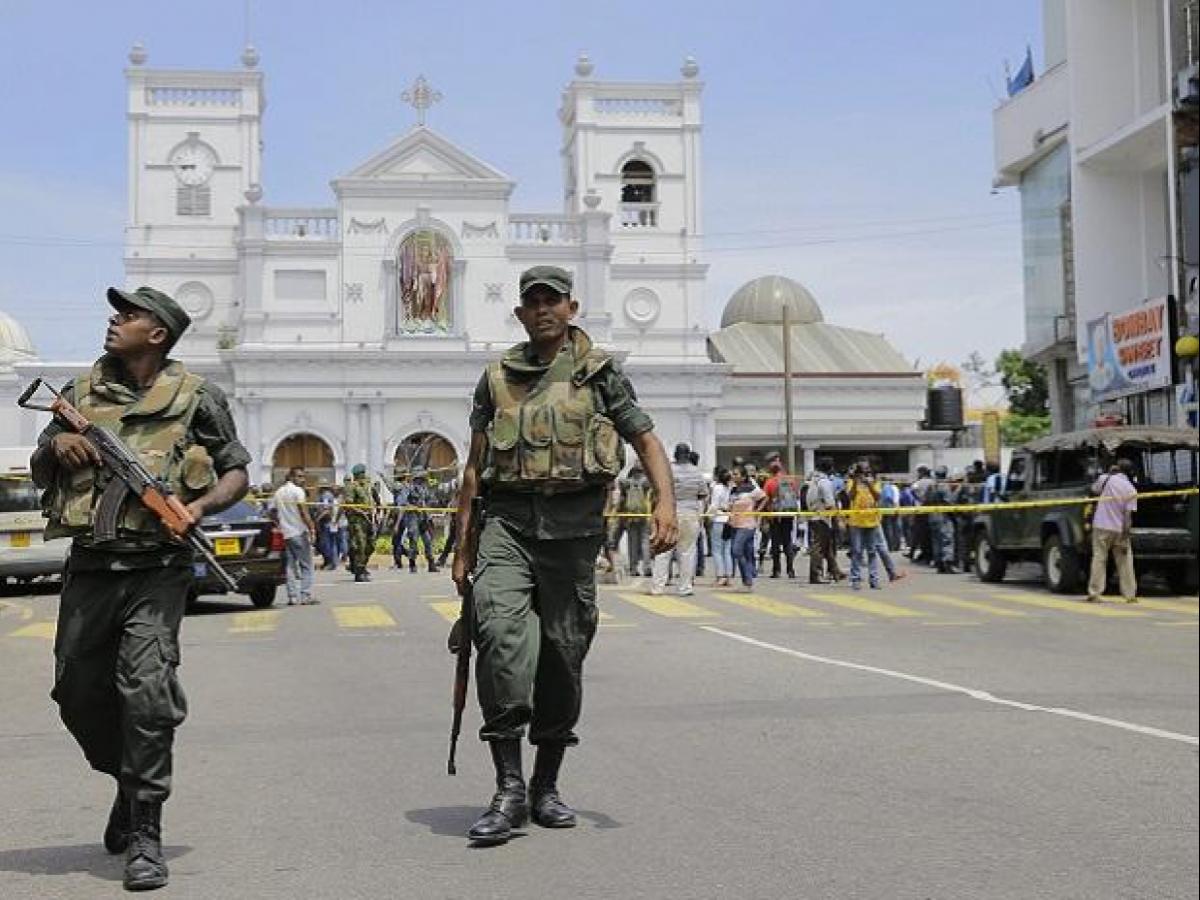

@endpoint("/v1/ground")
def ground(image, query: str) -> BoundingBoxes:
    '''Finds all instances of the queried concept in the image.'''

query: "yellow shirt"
[846,479,882,529]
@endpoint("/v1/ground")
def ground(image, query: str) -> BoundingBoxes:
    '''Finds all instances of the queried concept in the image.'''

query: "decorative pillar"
[238,193,266,342]
[242,397,263,485]
[367,400,385,476]
[578,191,613,342]
[344,399,363,475]
[801,445,816,475]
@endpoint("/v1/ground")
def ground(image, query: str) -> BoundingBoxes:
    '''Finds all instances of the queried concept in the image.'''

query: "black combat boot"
[123,799,168,891]
[467,740,528,845]
[103,785,130,854]
[529,742,576,828]
[427,561,439,574]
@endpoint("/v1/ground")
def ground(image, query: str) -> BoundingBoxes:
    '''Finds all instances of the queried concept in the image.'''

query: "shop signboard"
[1086,296,1173,402]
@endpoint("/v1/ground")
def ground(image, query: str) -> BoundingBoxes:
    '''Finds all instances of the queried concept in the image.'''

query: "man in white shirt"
[272,467,318,605]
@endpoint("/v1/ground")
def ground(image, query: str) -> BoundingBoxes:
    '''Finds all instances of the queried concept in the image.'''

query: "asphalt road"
[1,557,1197,899]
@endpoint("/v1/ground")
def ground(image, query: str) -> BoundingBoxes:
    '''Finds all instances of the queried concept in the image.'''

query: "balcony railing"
[619,203,658,229]
[263,210,340,240]
[593,97,682,116]
[508,214,582,244]
[147,87,242,107]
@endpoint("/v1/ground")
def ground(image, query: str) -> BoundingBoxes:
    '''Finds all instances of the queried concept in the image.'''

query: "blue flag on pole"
[1007,45,1034,96]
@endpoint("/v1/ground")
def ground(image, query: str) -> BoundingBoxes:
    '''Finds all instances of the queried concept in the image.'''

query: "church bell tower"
[123,43,265,360]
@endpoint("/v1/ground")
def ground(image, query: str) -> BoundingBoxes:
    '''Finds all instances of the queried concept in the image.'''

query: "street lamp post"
[782,298,795,475]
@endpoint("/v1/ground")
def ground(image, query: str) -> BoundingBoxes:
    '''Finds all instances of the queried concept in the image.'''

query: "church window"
[395,230,454,334]
[620,160,657,228]
[620,160,655,203]
[176,185,211,216]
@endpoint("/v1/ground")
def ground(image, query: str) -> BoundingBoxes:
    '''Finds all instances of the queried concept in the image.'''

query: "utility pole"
[783,300,795,474]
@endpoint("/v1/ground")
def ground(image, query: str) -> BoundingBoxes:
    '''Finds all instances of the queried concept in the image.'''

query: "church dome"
[720,275,824,328]
[0,310,36,360]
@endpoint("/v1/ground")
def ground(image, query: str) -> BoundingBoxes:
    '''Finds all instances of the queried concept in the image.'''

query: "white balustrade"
[147,87,242,107]
[619,204,658,229]
[593,97,682,116]
[263,211,340,239]
[508,214,582,243]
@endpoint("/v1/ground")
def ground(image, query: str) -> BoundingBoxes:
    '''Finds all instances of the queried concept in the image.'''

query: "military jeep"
[971,427,1199,594]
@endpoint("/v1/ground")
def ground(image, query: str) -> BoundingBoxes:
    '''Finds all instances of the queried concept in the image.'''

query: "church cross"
[402,75,442,127]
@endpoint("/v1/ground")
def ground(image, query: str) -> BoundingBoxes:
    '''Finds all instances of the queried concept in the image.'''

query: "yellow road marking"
[430,601,460,623]
[1127,599,1198,615]
[332,604,397,628]
[229,611,282,634]
[617,593,718,618]
[9,621,55,639]
[1153,620,1198,627]
[429,599,617,624]
[712,592,826,618]
[913,593,1030,617]
[985,592,1145,617]
[805,592,926,618]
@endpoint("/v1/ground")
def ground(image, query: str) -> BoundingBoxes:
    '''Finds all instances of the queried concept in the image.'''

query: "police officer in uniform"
[927,465,957,573]
[344,464,376,582]
[30,287,250,891]
[452,266,678,845]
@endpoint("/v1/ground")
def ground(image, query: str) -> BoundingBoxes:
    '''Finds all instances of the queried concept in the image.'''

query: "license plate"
[8,532,31,548]
[213,537,241,557]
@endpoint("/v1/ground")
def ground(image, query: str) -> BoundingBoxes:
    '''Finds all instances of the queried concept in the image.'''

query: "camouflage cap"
[519,266,572,298]
[107,286,192,341]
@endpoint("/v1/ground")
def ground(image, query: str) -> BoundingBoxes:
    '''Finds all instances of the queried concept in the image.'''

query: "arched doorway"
[272,433,335,490]
[393,431,459,484]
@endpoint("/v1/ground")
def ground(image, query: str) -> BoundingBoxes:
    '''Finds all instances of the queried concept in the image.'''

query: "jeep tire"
[249,584,277,608]
[1042,533,1082,594]
[973,531,1007,583]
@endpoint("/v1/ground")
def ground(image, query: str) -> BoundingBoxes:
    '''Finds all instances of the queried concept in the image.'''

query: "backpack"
[621,478,649,514]
[774,476,800,512]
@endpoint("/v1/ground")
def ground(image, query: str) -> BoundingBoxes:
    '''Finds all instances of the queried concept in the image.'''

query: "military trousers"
[51,564,189,803]
[471,516,603,746]
[347,515,373,574]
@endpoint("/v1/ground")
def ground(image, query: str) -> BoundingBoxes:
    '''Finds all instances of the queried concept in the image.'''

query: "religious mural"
[396,230,453,333]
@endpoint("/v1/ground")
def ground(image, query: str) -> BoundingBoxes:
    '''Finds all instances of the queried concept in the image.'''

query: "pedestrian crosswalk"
[3,586,1196,642]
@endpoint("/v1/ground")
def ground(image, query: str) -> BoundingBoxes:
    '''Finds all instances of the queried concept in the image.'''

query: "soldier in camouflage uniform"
[344,464,376,582]
[31,287,250,891]
[452,266,678,846]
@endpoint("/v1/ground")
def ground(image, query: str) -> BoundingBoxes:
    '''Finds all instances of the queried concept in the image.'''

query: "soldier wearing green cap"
[452,265,679,845]
[344,463,376,582]
[30,286,250,891]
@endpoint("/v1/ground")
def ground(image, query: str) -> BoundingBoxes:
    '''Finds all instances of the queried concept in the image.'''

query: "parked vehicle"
[191,500,286,609]
[0,452,69,585]
[971,427,1199,594]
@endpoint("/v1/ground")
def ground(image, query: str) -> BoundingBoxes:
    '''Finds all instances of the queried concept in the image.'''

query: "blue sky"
[0,0,1041,368]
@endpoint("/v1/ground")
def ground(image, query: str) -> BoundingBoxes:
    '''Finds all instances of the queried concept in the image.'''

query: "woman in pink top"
[728,467,767,588]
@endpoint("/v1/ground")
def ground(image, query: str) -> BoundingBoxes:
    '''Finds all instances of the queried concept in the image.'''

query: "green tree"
[996,349,1049,416]
[995,349,1051,443]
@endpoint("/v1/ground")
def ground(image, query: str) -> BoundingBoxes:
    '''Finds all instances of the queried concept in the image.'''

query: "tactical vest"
[481,340,625,492]
[45,360,216,540]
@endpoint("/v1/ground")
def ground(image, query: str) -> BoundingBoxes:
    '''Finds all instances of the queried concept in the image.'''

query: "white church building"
[2,47,948,485]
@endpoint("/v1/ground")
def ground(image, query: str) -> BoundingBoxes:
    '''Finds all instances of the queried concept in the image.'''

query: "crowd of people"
[261,450,1006,603]
[260,464,464,602]
[601,446,1006,593]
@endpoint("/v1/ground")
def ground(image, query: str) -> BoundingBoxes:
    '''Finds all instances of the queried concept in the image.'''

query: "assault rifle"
[18,377,241,593]
[446,495,483,776]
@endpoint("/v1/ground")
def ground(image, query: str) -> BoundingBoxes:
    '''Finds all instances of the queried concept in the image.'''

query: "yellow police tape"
[254,487,1198,519]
